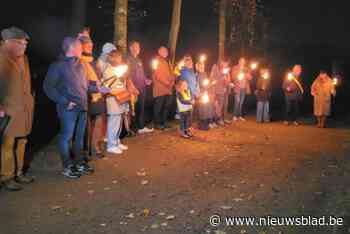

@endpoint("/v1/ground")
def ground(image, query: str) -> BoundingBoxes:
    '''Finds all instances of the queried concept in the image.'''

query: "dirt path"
[1,117,350,234]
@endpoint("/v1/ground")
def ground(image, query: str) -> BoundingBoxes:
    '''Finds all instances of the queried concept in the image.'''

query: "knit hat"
[1,26,29,41]
[102,43,117,55]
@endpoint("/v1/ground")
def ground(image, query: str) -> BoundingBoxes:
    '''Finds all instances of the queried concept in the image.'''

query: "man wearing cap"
[0,26,35,191]
[44,37,109,179]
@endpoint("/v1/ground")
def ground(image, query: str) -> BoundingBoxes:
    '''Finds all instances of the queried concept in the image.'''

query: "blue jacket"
[44,56,95,111]
[179,68,200,98]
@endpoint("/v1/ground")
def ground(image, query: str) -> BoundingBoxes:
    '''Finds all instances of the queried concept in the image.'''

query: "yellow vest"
[177,89,192,112]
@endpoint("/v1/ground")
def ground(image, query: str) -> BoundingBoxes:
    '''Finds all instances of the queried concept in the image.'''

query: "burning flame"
[151,59,159,70]
[178,60,185,70]
[199,54,206,63]
[287,72,294,81]
[250,62,258,70]
[113,65,128,78]
[202,79,210,87]
[262,71,270,80]
[333,78,338,86]
[238,72,245,81]
[201,92,209,104]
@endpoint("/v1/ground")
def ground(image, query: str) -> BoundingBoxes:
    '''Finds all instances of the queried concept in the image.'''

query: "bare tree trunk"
[114,0,128,53]
[71,0,86,35]
[218,0,227,62]
[168,0,182,65]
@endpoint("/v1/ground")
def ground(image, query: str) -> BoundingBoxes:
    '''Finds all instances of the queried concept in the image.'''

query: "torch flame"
[202,79,210,86]
[262,71,270,80]
[250,62,258,70]
[333,78,338,86]
[201,92,209,104]
[238,72,245,81]
[113,65,128,78]
[151,59,159,70]
[287,72,294,81]
[199,54,206,63]
[178,60,185,70]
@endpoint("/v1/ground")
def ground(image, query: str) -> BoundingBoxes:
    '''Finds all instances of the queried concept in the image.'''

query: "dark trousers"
[153,95,173,126]
[57,106,87,169]
[285,98,300,122]
[179,111,192,133]
[135,90,146,130]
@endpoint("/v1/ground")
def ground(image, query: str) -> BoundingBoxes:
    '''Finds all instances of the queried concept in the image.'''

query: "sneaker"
[2,180,23,191]
[118,143,128,151]
[209,123,215,129]
[283,121,290,126]
[76,163,94,175]
[107,146,123,155]
[181,133,191,139]
[232,117,239,122]
[293,121,300,126]
[239,117,246,121]
[211,122,218,128]
[138,127,154,134]
[15,174,35,184]
[62,166,81,179]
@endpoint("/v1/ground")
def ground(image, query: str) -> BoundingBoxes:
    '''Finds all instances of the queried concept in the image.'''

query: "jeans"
[256,101,270,122]
[179,111,192,133]
[153,95,173,126]
[107,114,122,149]
[57,106,87,169]
[234,89,246,117]
[285,98,300,122]
[135,90,146,129]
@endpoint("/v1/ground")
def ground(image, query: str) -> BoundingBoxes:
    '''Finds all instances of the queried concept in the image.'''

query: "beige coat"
[311,76,335,116]
[0,48,34,137]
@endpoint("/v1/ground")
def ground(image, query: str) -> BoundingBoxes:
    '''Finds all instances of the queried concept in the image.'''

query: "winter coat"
[152,56,175,97]
[127,55,148,92]
[311,76,335,116]
[0,48,34,137]
[179,67,200,98]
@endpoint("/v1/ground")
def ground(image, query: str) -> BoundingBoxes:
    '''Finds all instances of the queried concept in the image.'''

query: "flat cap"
[1,26,29,40]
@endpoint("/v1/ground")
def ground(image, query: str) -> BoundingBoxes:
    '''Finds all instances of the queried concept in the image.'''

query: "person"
[0,27,35,191]
[196,62,215,130]
[44,37,109,179]
[152,46,175,130]
[210,60,231,126]
[255,69,272,123]
[283,64,304,126]
[79,36,106,157]
[311,71,336,128]
[102,50,139,154]
[127,41,154,134]
[231,58,253,122]
[78,27,91,39]
[176,80,194,138]
[97,42,117,73]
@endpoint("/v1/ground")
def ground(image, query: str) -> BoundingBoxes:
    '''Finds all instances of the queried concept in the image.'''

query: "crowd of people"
[0,26,338,191]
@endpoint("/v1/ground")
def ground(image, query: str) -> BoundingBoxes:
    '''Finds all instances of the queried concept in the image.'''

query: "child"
[196,62,215,130]
[176,80,195,138]
[102,50,138,154]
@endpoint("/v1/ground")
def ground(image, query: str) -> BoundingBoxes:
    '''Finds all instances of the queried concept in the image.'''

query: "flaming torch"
[262,71,270,80]
[202,79,210,87]
[238,72,245,81]
[333,77,338,86]
[151,59,159,70]
[199,54,207,63]
[250,62,258,70]
[223,68,230,75]
[201,91,209,104]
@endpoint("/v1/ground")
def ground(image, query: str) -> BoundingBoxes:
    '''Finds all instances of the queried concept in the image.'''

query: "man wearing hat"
[0,26,35,191]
